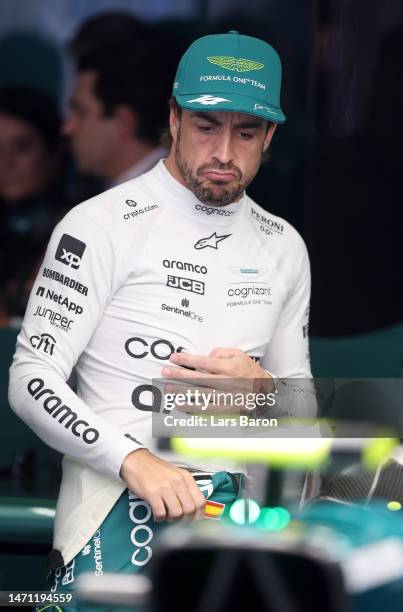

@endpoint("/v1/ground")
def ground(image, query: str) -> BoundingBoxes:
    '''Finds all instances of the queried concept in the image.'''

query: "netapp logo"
[27,378,99,444]
[36,286,83,315]
[33,305,74,331]
[42,268,88,296]
[167,275,205,295]
[251,209,284,235]
[125,337,185,360]
[227,285,272,298]
[163,260,207,275]
[55,234,86,269]
[30,333,56,355]
[195,204,235,217]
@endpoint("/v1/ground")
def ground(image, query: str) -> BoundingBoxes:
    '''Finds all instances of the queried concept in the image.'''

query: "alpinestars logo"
[194,232,231,250]
[186,95,231,105]
[207,56,264,72]
[55,234,86,270]
[167,275,205,295]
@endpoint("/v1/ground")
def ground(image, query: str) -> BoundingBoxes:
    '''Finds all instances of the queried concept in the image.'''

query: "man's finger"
[148,494,167,523]
[162,489,184,521]
[168,351,232,375]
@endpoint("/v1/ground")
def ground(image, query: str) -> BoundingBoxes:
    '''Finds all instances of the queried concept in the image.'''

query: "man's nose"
[61,116,74,138]
[214,128,234,164]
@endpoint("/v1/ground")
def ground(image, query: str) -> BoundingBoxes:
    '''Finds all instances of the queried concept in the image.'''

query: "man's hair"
[78,46,175,146]
[70,12,151,61]
[161,97,274,162]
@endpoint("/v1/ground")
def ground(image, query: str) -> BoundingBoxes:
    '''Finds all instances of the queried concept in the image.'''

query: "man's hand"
[120,449,206,522]
[162,346,274,392]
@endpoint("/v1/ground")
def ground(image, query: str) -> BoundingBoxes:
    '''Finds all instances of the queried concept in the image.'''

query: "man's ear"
[169,103,181,145]
[262,122,278,152]
[114,105,137,137]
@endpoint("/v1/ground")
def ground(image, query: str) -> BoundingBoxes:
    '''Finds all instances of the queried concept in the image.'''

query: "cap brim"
[175,92,286,124]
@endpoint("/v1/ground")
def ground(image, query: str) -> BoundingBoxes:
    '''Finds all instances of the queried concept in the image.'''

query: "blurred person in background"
[63,13,177,187]
[0,87,68,324]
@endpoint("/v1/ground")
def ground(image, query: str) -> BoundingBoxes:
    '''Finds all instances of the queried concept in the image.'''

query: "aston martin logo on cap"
[207,56,264,72]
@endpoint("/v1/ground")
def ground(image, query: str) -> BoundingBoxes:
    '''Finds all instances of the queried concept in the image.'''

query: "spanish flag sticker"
[204,500,226,520]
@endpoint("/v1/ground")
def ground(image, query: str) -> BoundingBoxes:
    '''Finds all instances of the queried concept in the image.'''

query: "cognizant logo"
[227,286,272,298]
[195,204,235,216]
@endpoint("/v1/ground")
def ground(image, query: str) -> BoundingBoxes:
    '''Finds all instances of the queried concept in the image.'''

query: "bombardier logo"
[42,268,88,296]
[194,232,231,250]
[167,275,205,295]
[28,378,99,444]
[55,234,86,270]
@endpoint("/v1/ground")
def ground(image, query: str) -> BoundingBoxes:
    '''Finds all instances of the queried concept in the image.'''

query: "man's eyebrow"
[191,112,222,126]
[234,120,265,130]
[191,112,264,130]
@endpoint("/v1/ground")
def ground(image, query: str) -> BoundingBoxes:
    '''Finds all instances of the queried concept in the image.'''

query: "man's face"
[169,107,277,206]
[62,71,117,176]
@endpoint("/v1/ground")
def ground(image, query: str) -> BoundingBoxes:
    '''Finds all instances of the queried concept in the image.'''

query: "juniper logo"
[207,56,264,72]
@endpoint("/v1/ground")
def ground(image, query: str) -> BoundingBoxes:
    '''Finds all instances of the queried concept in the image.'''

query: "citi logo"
[30,333,56,356]
[82,545,91,556]
[167,275,205,295]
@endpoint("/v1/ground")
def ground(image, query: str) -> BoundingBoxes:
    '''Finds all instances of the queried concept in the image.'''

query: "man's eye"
[198,125,215,133]
[239,132,253,140]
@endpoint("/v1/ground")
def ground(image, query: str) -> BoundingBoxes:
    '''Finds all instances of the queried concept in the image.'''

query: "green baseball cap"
[173,31,286,123]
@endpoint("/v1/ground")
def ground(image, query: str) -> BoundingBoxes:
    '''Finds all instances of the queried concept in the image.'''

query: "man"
[63,40,173,187]
[9,31,311,606]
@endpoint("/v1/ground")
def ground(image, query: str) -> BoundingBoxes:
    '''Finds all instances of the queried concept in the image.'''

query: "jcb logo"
[55,234,86,270]
[166,275,205,295]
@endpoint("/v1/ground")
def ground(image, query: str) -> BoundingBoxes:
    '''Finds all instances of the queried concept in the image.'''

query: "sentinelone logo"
[161,302,203,323]
[27,378,99,444]
[194,204,235,217]
[42,268,88,296]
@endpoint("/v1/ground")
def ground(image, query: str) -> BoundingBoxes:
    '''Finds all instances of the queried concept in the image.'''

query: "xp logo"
[30,333,56,356]
[126,199,137,207]
[194,232,231,250]
[55,234,86,270]
[167,275,205,295]
[125,337,185,360]
[186,94,231,105]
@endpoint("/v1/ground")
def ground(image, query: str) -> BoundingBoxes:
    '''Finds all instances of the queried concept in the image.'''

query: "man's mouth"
[201,170,237,183]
